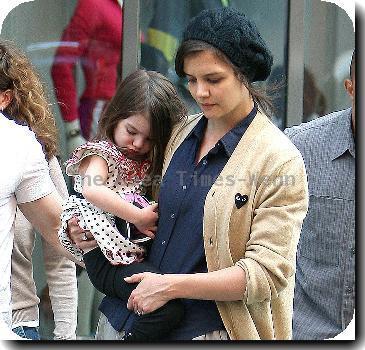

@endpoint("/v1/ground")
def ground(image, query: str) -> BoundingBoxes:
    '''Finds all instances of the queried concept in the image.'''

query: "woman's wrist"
[164,274,185,300]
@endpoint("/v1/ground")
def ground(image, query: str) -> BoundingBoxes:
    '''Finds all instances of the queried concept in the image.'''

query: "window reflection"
[140,0,289,129]
[303,0,354,119]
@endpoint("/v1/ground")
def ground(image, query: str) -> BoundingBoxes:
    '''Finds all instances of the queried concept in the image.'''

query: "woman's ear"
[0,89,13,110]
[344,78,354,100]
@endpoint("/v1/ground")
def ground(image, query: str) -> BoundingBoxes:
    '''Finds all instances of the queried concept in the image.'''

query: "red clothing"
[51,0,122,123]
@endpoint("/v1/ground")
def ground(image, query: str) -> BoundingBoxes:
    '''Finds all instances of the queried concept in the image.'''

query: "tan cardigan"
[162,111,309,340]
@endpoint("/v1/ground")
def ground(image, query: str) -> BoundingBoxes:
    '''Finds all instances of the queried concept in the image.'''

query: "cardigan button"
[209,237,213,245]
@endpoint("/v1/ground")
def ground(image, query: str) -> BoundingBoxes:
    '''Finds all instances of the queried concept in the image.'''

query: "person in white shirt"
[0,40,79,340]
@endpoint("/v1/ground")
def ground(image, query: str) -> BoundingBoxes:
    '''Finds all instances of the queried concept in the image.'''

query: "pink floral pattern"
[58,140,152,265]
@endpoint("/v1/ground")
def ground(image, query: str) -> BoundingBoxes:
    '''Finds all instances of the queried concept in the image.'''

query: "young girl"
[58,69,186,341]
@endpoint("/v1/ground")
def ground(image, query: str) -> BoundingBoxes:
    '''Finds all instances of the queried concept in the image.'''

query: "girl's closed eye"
[207,78,221,84]
[127,128,137,135]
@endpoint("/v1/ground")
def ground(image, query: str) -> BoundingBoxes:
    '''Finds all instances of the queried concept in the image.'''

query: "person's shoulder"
[256,113,302,158]
[284,108,351,142]
[0,115,37,146]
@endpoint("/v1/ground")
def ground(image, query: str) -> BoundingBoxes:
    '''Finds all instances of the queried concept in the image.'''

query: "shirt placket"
[155,144,219,268]
[152,141,200,266]
[341,203,355,328]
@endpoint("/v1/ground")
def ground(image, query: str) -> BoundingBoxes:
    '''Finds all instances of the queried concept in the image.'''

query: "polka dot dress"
[58,140,151,265]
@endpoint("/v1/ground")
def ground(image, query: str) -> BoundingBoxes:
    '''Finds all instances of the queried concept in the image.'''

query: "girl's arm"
[125,266,247,314]
[80,155,140,222]
[80,155,157,235]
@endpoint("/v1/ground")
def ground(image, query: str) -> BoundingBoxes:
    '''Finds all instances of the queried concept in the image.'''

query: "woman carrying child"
[69,7,309,340]
[59,69,186,341]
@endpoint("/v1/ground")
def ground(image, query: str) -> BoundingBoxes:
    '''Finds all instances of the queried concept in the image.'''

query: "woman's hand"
[125,272,172,314]
[67,216,97,252]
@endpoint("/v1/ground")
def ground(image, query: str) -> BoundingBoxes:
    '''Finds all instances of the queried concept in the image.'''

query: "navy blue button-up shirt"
[99,105,257,339]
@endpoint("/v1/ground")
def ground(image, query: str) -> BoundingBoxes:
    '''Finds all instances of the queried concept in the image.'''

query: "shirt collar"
[188,104,257,157]
[328,108,355,160]
[220,104,257,156]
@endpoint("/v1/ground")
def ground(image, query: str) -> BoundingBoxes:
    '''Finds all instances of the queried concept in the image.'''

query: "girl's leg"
[83,248,184,341]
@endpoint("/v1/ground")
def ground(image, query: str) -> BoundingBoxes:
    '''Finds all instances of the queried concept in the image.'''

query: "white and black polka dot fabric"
[58,140,151,265]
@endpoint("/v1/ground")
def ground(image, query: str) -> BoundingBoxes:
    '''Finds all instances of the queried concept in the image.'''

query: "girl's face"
[184,50,249,124]
[113,113,152,160]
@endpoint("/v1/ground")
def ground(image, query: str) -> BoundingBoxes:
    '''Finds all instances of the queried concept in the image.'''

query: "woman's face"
[113,113,152,160]
[183,50,248,124]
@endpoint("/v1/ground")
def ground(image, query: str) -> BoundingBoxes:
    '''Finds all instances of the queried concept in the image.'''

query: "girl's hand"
[125,272,171,314]
[133,203,158,238]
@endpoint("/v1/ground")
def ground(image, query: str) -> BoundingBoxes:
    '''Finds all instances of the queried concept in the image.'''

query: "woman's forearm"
[126,265,247,314]
[167,265,247,302]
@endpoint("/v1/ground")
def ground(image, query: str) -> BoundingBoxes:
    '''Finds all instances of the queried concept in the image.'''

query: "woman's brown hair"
[96,69,187,195]
[0,40,58,160]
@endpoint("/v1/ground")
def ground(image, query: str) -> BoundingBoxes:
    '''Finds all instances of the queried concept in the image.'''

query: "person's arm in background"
[42,157,77,340]
[15,134,84,266]
[50,0,96,152]
[18,192,83,267]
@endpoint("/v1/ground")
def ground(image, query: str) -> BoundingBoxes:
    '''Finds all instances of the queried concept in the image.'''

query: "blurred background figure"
[303,67,327,122]
[140,0,229,115]
[51,0,123,156]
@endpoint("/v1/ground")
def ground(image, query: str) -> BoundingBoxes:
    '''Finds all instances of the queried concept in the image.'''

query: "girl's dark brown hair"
[0,40,58,160]
[96,69,187,195]
[175,40,275,117]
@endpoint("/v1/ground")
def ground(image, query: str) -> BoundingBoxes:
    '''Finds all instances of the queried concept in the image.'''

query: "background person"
[0,40,77,341]
[70,7,309,340]
[0,40,79,340]
[51,0,123,156]
[303,67,327,122]
[285,50,355,340]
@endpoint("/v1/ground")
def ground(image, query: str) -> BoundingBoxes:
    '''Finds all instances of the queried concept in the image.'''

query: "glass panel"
[2,0,77,163]
[1,0,123,161]
[303,0,354,122]
[139,0,289,129]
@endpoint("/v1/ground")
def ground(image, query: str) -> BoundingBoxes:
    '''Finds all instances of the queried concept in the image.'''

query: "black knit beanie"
[180,7,273,82]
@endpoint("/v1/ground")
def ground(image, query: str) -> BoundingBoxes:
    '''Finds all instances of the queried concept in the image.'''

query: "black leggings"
[83,248,184,341]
